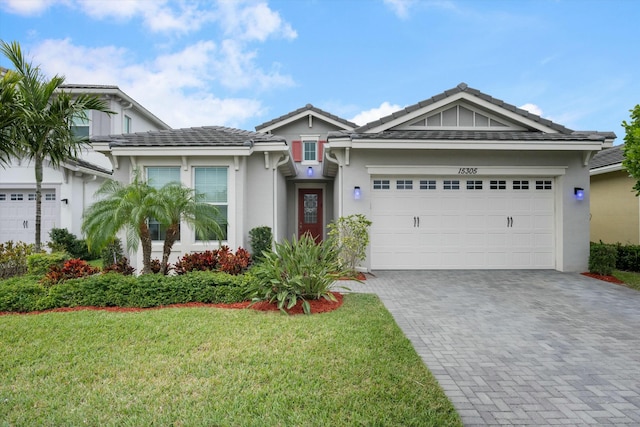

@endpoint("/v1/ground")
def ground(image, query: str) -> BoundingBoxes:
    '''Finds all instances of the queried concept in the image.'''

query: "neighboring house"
[93,83,615,272]
[0,84,170,245]
[590,145,639,244]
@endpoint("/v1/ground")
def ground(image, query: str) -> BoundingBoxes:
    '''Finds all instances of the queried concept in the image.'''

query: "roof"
[255,103,357,131]
[92,125,287,148]
[355,82,574,134]
[331,130,610,142]
[64,158,112,176]
[59,84,171,130]
[590,145,625,169]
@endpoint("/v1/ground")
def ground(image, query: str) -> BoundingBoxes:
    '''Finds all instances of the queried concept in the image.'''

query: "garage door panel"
[370,176,555,270]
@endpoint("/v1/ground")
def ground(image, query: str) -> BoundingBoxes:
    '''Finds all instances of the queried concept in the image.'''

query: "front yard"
[614,270,640,291]
[0,293,461,426]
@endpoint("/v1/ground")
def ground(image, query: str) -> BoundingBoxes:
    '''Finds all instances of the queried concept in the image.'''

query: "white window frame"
[146,166,181,241]
[124,115,132,133]
[70,109,91,138]
[301,135,320,165]
[194,166,229,242]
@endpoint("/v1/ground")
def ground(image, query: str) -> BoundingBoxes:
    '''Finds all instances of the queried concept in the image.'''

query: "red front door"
[298,189,323,242]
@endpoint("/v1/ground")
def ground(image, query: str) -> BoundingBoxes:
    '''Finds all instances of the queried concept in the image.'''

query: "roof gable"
[590,145,625,170]
[255,104,357,133]
[357,83,573,135]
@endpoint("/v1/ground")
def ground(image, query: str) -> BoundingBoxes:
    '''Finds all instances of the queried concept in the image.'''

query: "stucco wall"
[590,170,639,244]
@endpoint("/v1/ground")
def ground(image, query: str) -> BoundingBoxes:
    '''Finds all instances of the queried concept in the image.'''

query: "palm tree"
[0,68,21,165]
[154,183,224,275]
[0,40,112,251]
[82,172,160,274]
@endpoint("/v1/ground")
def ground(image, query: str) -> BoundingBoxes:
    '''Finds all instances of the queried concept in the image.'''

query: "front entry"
[298,188,323,242]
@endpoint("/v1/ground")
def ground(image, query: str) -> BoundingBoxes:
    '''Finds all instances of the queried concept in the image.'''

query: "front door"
[298,189,323,242]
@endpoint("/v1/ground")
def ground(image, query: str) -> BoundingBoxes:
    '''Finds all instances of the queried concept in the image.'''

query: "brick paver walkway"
[344,270,640,426]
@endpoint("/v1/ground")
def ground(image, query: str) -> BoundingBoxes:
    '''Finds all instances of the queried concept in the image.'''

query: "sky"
[0,0,637,142]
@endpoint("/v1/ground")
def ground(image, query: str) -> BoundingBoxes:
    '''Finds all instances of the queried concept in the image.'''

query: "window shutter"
[318,140,326,162]
[292,140,302,162]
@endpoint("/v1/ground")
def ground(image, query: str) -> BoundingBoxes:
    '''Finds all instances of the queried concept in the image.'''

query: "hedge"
[0,271,253,313]
[590,242,640,274]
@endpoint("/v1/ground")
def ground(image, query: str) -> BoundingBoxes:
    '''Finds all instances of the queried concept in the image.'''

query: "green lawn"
[614,270,640,291]
[0,293,461,426]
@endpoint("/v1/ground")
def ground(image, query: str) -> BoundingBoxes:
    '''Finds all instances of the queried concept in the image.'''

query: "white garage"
[370,174,556,269]
[0,189,59,244]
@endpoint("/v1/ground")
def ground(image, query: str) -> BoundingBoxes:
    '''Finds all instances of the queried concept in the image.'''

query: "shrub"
[100,238,126,268]
[42,259,101,286]
[247,234,347,315]
[0,241,36,279]
[174,247,251,276]
[149,258,169,275]
[327,214,372,274]
[0,276,47,312]
[27,252,69,276]
[47,228,94,260]
[589,243,617,276]
[249,226,272,262]
[102,257,135,275]
[615,243,640,272]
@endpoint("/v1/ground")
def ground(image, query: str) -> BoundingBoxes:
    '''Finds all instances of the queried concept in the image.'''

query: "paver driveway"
[345,270,640,426]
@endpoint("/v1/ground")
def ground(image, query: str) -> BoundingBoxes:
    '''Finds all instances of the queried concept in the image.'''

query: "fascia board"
[326,138,352,148]
[365,165,568,176]
[590,163,624,176]
[259,110,355,133]
[61,162,112,179]
[350,139,603,151]
[251,142,290,152]
[91,142,111,153]
[109,147,253,157]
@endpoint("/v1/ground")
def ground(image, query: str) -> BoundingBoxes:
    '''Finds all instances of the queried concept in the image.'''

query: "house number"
[458,168,478,175]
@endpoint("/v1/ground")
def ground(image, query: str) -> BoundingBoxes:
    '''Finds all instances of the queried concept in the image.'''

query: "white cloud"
[350,102,403,126]
[0,0,66,15]
[217,1,297,41]
[519,103,543,116]
[383,0,415,19]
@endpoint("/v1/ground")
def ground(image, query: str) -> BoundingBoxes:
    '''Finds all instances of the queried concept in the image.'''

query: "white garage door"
[0,190,59,244]
[370,177,555,269]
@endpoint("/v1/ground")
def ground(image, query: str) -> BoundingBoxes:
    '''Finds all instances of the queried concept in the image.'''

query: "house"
[0,84,170,245]
[93,83,615,272]
[590,145,638,244]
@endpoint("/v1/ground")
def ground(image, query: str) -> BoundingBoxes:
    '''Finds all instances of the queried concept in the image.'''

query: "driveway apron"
[345,270,640,426]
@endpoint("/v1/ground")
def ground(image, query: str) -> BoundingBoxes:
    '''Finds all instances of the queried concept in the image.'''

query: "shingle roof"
[255,103,357,131]
[590,145,625,169]
[355,82,574,134]
[65,158,112,175]
[92,126,286,148]
[60,84,120,90]
[330,129,610,142]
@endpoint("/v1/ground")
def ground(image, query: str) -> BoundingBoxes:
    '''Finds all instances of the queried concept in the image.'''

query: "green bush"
[589,243,617,276]
[0,271,251,312]
[615,243,640,272]
[247,233,347,315]
[27,252,69,276]
[100,238,126,268]
[47,228,94,260]
[327,214,372,274]
[249,226,273,262]
[0,241,36,279]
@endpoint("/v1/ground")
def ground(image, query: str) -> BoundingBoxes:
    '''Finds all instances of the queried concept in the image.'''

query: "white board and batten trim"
[368,168,562,270]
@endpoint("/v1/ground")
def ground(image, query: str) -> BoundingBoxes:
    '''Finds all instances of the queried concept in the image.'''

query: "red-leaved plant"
[42,258,100,286]
[174,246,252,275]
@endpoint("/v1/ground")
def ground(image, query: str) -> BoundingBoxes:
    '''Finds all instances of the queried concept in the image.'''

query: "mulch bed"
[581,272,625,285]
[0,292,344,317]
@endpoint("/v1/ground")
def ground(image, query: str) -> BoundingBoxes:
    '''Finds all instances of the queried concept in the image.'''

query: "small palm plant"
[247,233,349,315]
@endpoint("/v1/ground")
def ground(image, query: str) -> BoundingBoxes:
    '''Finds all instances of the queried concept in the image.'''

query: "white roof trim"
[366,165,568,176]
[590,163,624,176]
[258,110,355,133]
[339,139,603,151]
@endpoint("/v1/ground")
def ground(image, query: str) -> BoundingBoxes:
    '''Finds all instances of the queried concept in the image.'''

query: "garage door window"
[373,179,390,190]
[490,180,506,190]
[536,180,552,190]
[0,194,5,201]
[396,180,413,190]
[11,194,23,201]
[444,180,460,190]
[513,180,529,190]
[420,180,436,190]
[45,193,55,201]
[466,180,483,190]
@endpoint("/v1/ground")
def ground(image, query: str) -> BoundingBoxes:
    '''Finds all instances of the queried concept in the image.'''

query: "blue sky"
[0,0,637,141]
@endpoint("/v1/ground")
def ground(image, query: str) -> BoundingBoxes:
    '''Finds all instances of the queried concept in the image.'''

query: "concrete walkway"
[344,270,640,426]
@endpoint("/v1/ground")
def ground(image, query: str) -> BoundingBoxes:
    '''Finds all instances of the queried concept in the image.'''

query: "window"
[10,193,23,201]
[28,193,36,201]
[513,180,529,190]
[45,193,56,201]
[146,167,181,240]
[420,180,436,190]
[443,180,460,190]
[490,180,506,190]
[302,139,318,163]
[536,180,552,190]
[124,115,132,133]
[396,180,413,190]
[466,180,483,190]
[195,167,228,241]
[373,179,390,190]
[0,194,6,201]
[71,110,90,138]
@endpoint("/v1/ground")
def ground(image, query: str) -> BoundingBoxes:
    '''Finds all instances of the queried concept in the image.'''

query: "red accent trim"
[292,140,302,162]
[318,140,326,162]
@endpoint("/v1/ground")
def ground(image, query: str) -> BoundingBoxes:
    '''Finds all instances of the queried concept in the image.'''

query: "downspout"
[273,154,290,245]
[324,150,343,217]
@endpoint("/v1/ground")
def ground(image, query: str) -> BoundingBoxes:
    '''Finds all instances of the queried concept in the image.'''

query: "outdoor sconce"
[574,187,584,201]
[306,166,313,177]
[354,186,361,200]
[61,198,69,205]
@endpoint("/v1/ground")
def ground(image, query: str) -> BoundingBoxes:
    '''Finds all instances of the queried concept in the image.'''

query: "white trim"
[366,165,568,176]
[590,163,624,176]
[349,139,603,151]
[300,135,320,165]
[258,110,355,133]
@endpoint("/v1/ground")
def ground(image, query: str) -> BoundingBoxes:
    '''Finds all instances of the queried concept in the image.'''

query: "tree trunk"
[34,155,43,252]
[139,222,153,274]
[161,224,179,275]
